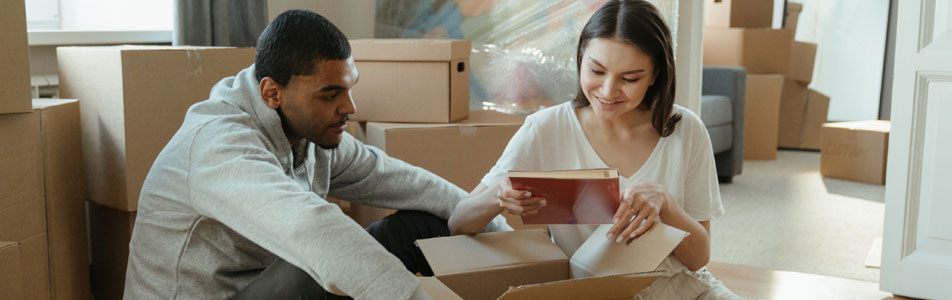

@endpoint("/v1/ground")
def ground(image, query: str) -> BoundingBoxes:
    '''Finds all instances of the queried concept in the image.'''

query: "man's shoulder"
[174,100,272,156]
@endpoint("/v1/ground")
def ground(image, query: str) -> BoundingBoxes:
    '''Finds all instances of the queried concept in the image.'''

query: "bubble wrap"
[375,0,678,115]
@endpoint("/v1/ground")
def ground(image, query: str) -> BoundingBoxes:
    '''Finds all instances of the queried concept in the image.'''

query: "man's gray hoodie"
[123,65,508,299]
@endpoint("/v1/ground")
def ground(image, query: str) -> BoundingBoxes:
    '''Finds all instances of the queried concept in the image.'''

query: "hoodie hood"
[205,64,294,160]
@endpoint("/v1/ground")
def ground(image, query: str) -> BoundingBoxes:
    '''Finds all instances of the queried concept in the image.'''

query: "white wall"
[267,0,375,39]
[792,0,890,121]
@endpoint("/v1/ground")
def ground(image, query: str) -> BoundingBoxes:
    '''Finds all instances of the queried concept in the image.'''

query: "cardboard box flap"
[350,39,471,61]
[822,120,891,133]
[420,277,463,300]
[417,229,567,276]
[569,223,687,279]
[496,271,666,300]
[550,224,599,258]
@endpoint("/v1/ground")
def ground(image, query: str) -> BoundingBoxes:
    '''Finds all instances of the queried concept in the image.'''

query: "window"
[24,0,60,30]
[24,0,172,31]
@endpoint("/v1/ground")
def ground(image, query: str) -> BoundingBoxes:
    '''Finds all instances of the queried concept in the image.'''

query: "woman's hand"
[606,182,670,243]
[495,179,547,216]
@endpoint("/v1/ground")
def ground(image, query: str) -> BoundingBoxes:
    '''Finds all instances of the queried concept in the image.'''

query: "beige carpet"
[711,150,885,282]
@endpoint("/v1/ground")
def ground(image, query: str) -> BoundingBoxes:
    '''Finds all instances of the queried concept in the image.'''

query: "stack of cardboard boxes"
[0,0,35,297]
[1,2,92,300]
[344,39,542,231]
[57,46,255,299]
[703,0,829,160]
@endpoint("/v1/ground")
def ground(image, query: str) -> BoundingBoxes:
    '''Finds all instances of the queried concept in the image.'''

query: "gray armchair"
[701,66,746,183]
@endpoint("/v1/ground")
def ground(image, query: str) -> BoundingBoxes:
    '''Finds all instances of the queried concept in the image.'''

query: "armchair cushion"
[701,66,746,182]
[702,95,734,154]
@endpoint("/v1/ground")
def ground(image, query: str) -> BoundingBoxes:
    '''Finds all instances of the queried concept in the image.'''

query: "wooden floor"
[707,262,919,300]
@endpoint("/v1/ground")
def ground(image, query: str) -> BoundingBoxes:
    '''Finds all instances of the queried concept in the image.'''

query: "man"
[123,10,508,299]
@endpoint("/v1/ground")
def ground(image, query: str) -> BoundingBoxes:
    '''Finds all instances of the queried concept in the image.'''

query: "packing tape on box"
[459,125,477,136]
[186,49,203,76]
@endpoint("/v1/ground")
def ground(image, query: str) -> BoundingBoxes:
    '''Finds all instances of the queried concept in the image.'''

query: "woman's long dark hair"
[573,0,681,136]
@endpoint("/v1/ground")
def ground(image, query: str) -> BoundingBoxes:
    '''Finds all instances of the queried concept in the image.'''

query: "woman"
[447,0,740,298]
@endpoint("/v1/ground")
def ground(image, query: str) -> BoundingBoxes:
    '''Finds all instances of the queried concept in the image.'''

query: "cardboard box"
[798,90,830,150]
[364,110,544,230]
[88,201,137,300]
[743,74,784,160]
[821,121,890,185]
[420,277,464,300]
[0,242,24,300]
[417,224,686,300]
[34,99,93,300]
[778,79,809,148]
[58,46,255,211]
[788,41,817,83]
[20,234,52,300]
[704,0,774,28]
[703,28,794,75]
[0,110,51,300]
[350,39,470,123]
[345,120,367,142]
[778,83,830,150]
[365,110,524,191]
[786,2,803,30]
[0,0,32,114]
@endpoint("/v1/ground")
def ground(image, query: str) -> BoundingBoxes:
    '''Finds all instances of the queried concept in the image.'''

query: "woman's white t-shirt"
[480,102,725,222]
[479,102,731,298]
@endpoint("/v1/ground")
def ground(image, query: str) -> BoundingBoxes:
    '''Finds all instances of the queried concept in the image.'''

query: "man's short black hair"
[254,10,351,86]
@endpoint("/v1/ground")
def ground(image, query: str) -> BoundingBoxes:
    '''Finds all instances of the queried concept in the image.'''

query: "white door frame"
[676,0,704,114]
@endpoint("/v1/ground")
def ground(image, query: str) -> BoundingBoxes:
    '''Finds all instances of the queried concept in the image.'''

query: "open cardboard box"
[417,223,687,300]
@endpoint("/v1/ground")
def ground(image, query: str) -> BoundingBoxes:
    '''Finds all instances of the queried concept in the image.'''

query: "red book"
[508,169,621,224]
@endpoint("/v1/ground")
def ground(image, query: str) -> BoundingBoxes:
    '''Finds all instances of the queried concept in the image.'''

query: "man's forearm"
[447,184,504,235]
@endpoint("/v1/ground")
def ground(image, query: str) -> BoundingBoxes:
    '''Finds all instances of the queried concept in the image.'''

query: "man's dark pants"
[233,210,451,300]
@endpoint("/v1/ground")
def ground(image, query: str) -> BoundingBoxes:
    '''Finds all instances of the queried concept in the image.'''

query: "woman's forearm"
[660,202,711,272]
[447,184,505,235]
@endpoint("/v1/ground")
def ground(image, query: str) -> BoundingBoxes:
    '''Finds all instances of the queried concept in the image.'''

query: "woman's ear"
[259,77,282,109]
